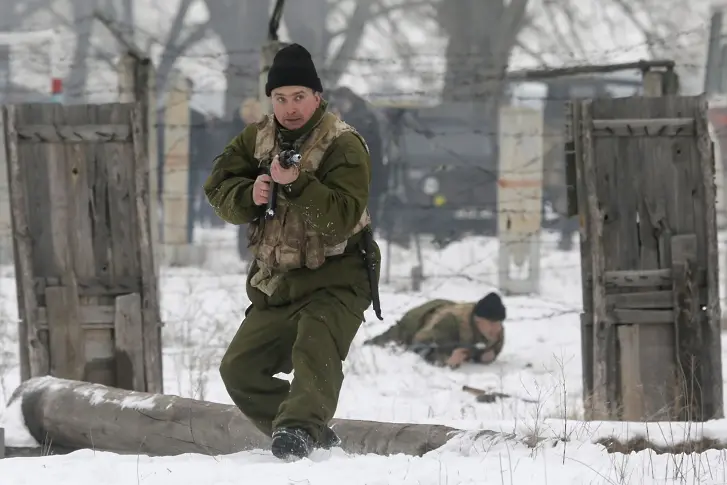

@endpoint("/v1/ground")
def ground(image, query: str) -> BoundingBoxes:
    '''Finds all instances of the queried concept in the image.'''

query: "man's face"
[271,86,321,130]
[474,316,503,343]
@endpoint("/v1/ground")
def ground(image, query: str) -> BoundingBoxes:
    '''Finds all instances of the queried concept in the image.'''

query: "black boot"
[317,425,341,449]
[271,427,314,459]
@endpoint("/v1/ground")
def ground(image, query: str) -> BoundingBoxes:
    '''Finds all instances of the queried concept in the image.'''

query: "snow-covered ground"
[1,227,727,484]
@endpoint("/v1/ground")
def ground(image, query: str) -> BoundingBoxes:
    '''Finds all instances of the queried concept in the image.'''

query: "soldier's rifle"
[409,340,498,368]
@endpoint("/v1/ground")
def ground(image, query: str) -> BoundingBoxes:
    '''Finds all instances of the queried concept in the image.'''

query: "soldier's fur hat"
[473,292,506,321]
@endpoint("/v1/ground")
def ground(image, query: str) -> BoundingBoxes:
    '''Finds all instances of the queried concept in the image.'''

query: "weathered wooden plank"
[0,108,11,265]
[580,99,612,420]
[103,106,139,280]
[579,312,595,417]
[617,326,644,421]
[611,309,673,324]
[130,105,163,394]
[15,124,131,143]
[3,105,48,377]
[45,286,84,381]
[591,118,694,136]
[671,234,703,421]
[606,291,672,309]
[604,269,672,288]
[37,305,115,325]
[35,276,141,297]
[114,293,145,391]
[19,105,55,283]
[638,323,679,420]
[694,96,724,419]
[87,108,113,290]
[569,100,597,416]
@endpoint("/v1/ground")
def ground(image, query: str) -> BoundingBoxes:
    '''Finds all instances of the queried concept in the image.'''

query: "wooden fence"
[2,102,163,393]
[570,95,723,422]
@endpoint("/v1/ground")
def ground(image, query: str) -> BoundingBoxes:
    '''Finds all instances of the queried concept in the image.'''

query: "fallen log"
[8,377,473,457]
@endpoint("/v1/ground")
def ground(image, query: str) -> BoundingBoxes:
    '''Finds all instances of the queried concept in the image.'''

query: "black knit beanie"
[473,292,506,321]
[265,43,323,97]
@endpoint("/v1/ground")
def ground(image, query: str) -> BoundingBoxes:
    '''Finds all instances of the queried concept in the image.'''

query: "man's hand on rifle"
[270,155,300,185]
[478,350,497,364]
[252,174,272,206]
[446,347,470,369]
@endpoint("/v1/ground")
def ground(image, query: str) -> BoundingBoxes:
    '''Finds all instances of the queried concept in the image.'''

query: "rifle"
[462,385,538,404]
[265,149,302,220]
[409,341,497,368]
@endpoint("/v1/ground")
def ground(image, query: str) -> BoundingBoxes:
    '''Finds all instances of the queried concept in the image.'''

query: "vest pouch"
[247,220,262,247]
[256,206,285,269]
[275,201,305,271]
[304,231,326,270]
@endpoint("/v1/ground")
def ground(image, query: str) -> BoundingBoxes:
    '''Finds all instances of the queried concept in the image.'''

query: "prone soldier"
[364,293,506,369]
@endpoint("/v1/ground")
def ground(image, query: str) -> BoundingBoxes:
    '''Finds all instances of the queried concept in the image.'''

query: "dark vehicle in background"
[374,73,643,250]
[376,101,498,247]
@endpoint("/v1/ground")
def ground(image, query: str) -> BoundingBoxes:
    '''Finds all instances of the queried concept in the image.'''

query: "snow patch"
[0,397,38,447]
[73,386,159,411]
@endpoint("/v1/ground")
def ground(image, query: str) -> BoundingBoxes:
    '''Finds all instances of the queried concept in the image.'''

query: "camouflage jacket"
[203,100,379,308]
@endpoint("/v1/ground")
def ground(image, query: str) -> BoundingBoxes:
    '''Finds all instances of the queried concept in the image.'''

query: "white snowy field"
[1,228,727,484]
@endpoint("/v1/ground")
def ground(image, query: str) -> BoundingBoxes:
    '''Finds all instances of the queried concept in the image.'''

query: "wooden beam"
[611,309,673,324]
[606,291,673,309]
[694,95,724,418]
[37,305,115,326]
[580,99,614,420]
[604,269,672,288]
[34,276,141,298]
[15,124,131,143]
[591,118,694,136]
[2,105,48,377]
[130,106,163,394]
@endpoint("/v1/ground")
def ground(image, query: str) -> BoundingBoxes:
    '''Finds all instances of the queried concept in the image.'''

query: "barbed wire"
[0,11,724,326]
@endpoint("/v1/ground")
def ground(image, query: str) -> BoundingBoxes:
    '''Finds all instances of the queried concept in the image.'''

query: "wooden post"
[497,106,543,295]
[2,105,48,379]
[131,104,164,394]
[0,426,4,459]
[161,70,206,266]
[568,99,597,418]
[117,53,160,278]
[0,108,11,265]
[694,94,724,419]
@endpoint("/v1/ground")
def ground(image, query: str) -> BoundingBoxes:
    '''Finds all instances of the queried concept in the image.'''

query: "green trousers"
[219,287,367,443]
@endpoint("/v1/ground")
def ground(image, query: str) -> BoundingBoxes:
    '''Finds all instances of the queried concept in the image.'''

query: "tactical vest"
[413,302,476,344]
[248,111,372,276]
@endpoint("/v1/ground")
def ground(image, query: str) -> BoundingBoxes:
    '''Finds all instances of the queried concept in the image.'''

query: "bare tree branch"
[515,39,552,67]
[324,0,375,86]
[609,0,661,57]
